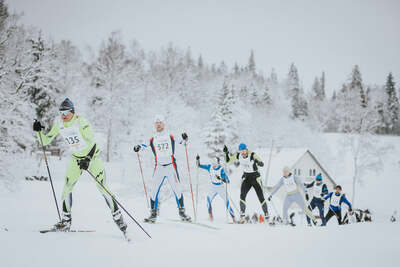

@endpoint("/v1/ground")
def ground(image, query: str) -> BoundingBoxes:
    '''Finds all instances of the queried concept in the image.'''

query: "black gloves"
[78,156,91,170]
[196,155,200,167]
[256,160,264,167]
[223,145,229,153]
[134,145,141,152]
[33,120,44,132]
[182,133,188,141]
[268,195,272,201]
[305,194,309,201]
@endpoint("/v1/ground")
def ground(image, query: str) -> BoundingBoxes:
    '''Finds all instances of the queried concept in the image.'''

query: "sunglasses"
[59,110,72,116]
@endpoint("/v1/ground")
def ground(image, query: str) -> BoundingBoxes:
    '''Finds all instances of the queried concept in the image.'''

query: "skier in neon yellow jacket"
[33,98,127,233]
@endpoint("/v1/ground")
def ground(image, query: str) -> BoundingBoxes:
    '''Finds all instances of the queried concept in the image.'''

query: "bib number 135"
[65,136,80,145]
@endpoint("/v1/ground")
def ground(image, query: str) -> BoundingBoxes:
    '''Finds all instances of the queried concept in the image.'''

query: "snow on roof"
[257,147,308,186]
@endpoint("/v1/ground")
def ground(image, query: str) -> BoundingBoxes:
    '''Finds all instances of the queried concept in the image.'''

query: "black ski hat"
[59,98,74,113]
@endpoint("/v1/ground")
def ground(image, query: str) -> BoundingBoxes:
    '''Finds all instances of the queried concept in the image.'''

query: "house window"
[309,169,312,176]
[298,169,301,176]
[313,169,316,176]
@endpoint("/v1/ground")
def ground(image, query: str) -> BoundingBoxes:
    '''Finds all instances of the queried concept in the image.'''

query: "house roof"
[258,147,335,187]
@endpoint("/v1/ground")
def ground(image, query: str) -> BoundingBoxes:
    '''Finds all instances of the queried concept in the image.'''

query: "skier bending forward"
[134,114,191,223]
[323,185,353,225]
[33,98,128,234]
[196,155,236,222]
[269,166,316,225]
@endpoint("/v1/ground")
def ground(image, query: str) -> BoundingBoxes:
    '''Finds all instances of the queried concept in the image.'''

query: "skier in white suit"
[134,114,191,223]
[269,166,316,225]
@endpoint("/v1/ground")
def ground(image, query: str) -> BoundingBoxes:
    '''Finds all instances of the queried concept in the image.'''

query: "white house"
[258,147,336,204]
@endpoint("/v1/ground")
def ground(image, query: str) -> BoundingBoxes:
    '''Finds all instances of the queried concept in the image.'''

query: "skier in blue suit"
[196,155,235,222]
[323,185,353,225]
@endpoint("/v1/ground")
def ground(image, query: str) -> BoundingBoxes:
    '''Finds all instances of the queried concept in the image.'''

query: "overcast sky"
[8,0,400,94]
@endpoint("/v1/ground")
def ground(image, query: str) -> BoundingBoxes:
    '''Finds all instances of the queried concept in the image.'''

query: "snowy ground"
[1,133,400,267]
[1,177,399,267]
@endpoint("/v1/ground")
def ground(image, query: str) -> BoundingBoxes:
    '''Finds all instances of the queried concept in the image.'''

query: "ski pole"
[195,165,199,220]
[85,169,152,239]
[183,141,196,221]
[38,130,62,222]
[225,182,229,223]
[269,197,281,219]
[136,152,150,209]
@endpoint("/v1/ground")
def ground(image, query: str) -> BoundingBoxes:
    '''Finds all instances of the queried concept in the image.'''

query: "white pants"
[207,183,235,217]
[150,163,183,210]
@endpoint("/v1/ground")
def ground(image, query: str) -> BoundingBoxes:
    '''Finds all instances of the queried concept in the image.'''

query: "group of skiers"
[33,98,354,238]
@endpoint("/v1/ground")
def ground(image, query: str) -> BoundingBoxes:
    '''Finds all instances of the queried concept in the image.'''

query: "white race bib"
[209,167,222,184]
[312,183,323,198]
[152,134,174,164]
[330,193,341,207]
[59,120,88,153]
[283,176,298,193]
[239,155,253,173]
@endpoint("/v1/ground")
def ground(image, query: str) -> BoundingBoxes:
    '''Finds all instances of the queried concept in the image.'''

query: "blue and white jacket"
[324,192,352,211]
[199,164,229,185]
[305,181,329,200]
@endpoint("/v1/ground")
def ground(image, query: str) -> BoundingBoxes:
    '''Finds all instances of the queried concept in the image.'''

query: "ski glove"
[78,156,91,170]
[134,145,141,152]
[182,133,188,141]
[268,195,272,201]
[196,155,200,167]
[305,194,309,201]
[33,120,44,132]
[223,145,229,153]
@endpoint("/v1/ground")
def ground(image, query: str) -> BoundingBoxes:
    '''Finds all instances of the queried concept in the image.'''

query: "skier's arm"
[79,117,95,144]
[252,153,264,167]
[225,152,238,164]
[221,168,229,183]
[36,124,60,146]
[295,176,307,194]
[321,184,329,196]
[271,178,283,196]
[323,192,332,200]
[304,181,314,189]
[199,164,211,171]
[341,195,352,210]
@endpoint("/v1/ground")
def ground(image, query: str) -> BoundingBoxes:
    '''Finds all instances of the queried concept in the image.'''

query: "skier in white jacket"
[269,166,315,225]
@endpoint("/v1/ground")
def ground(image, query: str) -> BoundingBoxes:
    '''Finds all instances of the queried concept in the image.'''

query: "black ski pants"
[325,208,342,225]
[240,172,268,216]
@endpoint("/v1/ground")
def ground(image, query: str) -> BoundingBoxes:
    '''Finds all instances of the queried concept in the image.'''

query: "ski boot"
[144,209,157,223]
[238,214,246,224]
[53,212,72,231]
[231,216,237,224]
[251,213,259,224]
[113,210,127,233]
[179,208,191,222]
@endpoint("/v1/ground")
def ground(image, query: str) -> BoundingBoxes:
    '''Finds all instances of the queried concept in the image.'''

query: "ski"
[166,219,220,230]
[39,229,96,234]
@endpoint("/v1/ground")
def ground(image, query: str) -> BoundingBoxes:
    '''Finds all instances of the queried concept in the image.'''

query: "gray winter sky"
[8,0,400,94]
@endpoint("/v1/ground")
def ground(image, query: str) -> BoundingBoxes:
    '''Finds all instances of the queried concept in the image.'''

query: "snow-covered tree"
[384,73,399,133]
[287,63,308,120]
[248,50,256,73]
[204,79,238,159]
[88,31,130,161]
